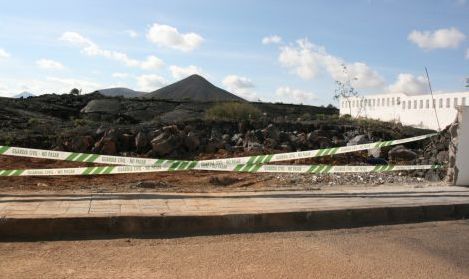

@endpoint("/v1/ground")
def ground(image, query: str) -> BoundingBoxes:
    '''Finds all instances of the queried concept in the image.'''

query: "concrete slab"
[0,185,468,240]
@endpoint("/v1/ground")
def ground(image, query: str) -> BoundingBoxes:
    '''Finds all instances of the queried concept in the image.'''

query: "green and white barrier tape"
[0,164,440,177]
[0,133,436,167]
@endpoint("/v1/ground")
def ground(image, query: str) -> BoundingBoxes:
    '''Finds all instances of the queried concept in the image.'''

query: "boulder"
[151,128,183,156]
[296,133,307,146]
[205,138,223,153]
[81,99,121,115]
[71,135,94,152]
[231,133,241,143]
[246,142,263,152]
[162,125,179,135]
[151,135,180,156]
[97,138,117,155]
[263,124,280,141]
[243,131,259,148]
[425,170,441,182]
[118,133,134,152]
[184,132,200,151]
[436,150,448,163]
[388,145,417,162]
[222,134,231,143]
[210,128,223,140]
[264,138,277,149]
[135,131,149,152]
[347,135,369,146]
[315,136,333,148]
[368,148,381,158]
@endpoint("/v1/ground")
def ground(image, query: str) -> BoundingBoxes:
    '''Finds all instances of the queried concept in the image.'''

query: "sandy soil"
[0,156,443,193]
[0,156,290,193]
[0,220,467,278]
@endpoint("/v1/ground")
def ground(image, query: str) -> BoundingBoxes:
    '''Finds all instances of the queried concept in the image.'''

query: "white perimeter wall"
[455,106,469,186]
[339,92,469,130]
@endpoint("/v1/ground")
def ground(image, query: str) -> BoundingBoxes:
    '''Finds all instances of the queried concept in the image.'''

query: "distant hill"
[13,92,35,98]
[145,74,245,102]
[94,87,146,98]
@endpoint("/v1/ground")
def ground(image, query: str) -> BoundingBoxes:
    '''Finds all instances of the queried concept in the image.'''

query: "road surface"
[0,220,468,278]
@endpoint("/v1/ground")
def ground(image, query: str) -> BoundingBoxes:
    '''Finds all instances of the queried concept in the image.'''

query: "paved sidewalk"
[1,185,468,239]
[1,185,468,218]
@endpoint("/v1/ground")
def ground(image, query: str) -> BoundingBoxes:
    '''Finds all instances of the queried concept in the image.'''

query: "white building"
[339,92,469,130]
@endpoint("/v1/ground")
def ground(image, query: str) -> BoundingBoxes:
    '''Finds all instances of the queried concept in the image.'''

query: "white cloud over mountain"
[60,31,164,70]
[408,27,466,50]
[262,35,282,45]
[136,74,166,91]
[36,59,64,70]
[222,75,257,100]
[169,65,206,79]
[147,23,203,52]
[388,73,428,95]
[278,38,384,88]
[276,86,317,104]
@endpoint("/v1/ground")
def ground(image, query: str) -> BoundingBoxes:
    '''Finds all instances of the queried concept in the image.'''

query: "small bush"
[340,114,352,120]
[28,118,39,126]
[73,118,90,127]
[205,102,262,121]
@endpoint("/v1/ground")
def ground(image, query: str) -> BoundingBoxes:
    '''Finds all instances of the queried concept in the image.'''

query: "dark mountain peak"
[186,74,207,81]
[145,75,245,102]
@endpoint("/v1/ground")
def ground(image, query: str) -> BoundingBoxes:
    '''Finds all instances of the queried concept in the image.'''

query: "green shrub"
[205,102,262,121]
[73,118,90,127]
[27,118,39,126]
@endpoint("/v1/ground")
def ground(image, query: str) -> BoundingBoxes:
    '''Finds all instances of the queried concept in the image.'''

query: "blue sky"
[0,0,467,105]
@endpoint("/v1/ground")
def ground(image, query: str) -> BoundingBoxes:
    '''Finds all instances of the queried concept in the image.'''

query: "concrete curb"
[1,203,468,241]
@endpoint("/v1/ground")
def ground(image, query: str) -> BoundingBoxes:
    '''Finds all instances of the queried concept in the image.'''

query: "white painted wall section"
[339,92,469,130]
[455,106,469,186]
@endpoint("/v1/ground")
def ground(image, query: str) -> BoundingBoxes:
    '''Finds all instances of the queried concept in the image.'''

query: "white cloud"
[36,59,65,70]
[45,77,102,93]
[262,35,282,45]
[0,76,103,96]
[222,75,257,100]
[125,29,139,38]
[275,86,317,104]
[140,55,164,70]
[112,72,130,79]
[136,74,166,91]
[146,23,203,52]
[60,31,164,70]
[169,65,206,79]
[388,73,428,95]
[279,38,384,88]
[408,27,466,50]
[222,75,254,89]
[0,82,9,96]
[0,48,10,59]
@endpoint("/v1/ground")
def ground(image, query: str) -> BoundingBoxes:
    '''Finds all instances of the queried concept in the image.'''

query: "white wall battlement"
[339,92,469,130]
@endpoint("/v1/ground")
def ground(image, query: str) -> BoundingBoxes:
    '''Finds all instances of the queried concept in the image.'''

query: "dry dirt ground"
[0,156,440,193]
[0,220,468,279]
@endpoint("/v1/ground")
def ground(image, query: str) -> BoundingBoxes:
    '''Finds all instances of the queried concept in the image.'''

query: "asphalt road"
[1,221,468,278]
